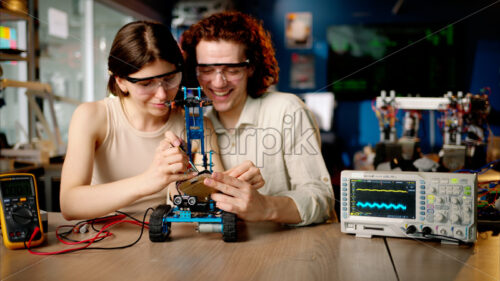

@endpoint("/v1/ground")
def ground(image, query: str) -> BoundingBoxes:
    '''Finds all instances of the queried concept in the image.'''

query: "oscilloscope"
[340,170,477,243]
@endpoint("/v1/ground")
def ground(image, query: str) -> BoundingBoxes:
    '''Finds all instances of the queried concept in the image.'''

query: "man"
[181,11,334,225]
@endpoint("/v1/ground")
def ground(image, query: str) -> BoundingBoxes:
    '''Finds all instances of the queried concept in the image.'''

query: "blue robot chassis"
[148,87,237,243]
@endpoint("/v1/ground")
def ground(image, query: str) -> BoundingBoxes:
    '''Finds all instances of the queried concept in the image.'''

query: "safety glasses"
[124,68,182,92]
[196,59,250,82]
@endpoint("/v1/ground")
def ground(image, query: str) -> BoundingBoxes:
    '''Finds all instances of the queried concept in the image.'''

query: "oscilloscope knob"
[12,207,33,225]
[435,213,446,222]
[436,197,444,204]
[439,228,447,235]
[428,186,436,193]
[451,214,461,224]
[451,197,461,205]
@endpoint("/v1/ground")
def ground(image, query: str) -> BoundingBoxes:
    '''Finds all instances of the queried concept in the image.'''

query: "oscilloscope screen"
[349,179,416,219]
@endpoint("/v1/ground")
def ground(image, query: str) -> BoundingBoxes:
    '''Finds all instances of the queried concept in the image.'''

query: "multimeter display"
[1,179,34,197]
[0,173,45,249]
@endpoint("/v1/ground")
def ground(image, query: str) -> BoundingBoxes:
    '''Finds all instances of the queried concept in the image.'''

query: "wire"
[24,208,153,255]
[56,213,128,243]
[454,159,500,174]
[411,231,470,245]
[422,233,468,245]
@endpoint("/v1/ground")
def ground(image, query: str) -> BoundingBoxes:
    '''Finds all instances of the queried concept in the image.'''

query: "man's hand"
[204,172,272,222]
[223,160,265,189]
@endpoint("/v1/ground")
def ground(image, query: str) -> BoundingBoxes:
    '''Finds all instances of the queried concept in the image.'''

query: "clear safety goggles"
[125,68,182,92]
[196,59,250,82]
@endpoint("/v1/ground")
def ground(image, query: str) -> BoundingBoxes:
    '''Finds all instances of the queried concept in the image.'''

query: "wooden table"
[387,232,499,281]
[1,212,393,281]
[1,212,498,281]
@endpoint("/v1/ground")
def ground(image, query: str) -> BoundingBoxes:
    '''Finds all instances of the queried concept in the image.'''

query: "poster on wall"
[290,53,315,89]
[48,8,68,39]
[285,12,312,49]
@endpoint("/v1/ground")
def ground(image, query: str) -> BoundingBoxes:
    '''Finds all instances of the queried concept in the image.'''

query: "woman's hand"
[141,131,196,196]
[223,160,265,189]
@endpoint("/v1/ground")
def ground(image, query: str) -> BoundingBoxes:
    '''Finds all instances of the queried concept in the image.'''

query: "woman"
[60,21,222,220]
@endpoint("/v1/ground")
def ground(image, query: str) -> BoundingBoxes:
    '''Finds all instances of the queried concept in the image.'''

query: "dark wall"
[238,0,500,164]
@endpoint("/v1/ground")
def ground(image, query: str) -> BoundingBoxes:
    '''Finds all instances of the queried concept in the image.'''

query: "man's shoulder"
[259,92,305,110]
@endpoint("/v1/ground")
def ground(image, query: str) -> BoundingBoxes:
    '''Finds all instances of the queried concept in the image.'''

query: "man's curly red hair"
[181,11,279,98]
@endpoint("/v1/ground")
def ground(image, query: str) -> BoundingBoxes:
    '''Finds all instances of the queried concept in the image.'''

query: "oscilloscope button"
[462,215,470,224]
[342,202,347,206]
[342,192,347,196]
[435,213,445,222]
[342,187,347,191]
[342,207,347,211]
[420,211,425,216]
[446,186,453,194]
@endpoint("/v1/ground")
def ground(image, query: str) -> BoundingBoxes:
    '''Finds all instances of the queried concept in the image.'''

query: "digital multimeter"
[0,173,45,249]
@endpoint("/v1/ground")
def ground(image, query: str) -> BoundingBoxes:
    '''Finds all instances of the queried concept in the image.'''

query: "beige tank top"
[91,97,185,185]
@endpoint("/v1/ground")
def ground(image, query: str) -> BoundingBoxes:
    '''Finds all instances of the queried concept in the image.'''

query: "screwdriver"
[179,144,199,173]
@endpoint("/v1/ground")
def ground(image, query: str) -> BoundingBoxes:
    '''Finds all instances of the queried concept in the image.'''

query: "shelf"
[0,52,28,61]
[0,8,30,21]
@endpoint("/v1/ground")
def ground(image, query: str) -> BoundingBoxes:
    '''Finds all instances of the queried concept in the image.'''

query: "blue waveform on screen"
[356,201,407,210]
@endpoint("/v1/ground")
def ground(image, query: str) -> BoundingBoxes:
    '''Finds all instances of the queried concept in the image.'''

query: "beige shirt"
[92,97,185,184]
[206,92,334,226]
[91,97,185,214]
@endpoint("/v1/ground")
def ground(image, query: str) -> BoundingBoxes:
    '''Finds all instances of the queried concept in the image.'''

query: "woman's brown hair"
[107,21,183,97]
[181,11,279,98]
